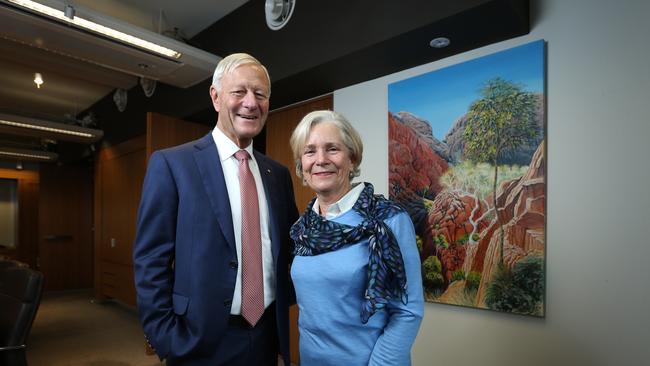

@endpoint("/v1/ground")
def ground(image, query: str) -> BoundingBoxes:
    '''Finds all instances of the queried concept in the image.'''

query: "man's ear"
[209,86,220,112]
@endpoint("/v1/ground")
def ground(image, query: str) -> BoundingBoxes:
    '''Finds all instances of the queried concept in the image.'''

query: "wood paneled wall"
[266,95,333,212]
[146,112,211,159]
[1,164,93,291]
[94,136,146,305]
[94,113,210,306]
[265,94,333,364]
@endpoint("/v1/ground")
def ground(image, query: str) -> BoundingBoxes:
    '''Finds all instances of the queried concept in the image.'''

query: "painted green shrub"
[485,256,544,315]
[452,269,466,282]
[433,234,449,249]
[422,255,444,287]
[466,271,482,291]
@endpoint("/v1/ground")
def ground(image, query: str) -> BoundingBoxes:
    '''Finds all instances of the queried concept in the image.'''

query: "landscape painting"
[388,40,546,316]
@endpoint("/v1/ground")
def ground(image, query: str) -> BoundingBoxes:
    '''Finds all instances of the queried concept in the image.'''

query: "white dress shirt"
[212,127,275,314]
[312,182,365,220]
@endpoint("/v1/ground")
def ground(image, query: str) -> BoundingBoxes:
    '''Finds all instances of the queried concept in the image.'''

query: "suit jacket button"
[229,260,237,269]
[224,299,232,307]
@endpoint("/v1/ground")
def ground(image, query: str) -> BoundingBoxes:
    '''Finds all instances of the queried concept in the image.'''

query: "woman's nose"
[315,149,328,164]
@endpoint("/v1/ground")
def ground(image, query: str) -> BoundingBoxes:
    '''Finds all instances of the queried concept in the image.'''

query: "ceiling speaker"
[140,77,157,98]
[265,0,295,31]
[113,88,128,112]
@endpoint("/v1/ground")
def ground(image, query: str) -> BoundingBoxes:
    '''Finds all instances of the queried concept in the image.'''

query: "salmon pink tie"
[235,150,264,326]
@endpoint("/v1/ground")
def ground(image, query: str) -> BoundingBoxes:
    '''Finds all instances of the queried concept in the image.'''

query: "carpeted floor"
[26,290,163,366]
[26,290,289,366]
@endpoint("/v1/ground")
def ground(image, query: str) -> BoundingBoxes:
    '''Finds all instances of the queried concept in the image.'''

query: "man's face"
[210,64,270,148]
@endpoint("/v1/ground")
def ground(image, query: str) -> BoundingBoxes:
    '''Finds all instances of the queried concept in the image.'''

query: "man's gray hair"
[211,53,271,94]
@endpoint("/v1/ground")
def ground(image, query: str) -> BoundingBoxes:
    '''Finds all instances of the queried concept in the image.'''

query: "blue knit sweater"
[291,208,424,366]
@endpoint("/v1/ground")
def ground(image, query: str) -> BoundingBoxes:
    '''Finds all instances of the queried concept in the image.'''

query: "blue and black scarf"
[290,183,408,323]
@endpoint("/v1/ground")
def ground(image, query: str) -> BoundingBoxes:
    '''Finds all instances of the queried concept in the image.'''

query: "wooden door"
[265,95,333,364]
[38,163,94,291]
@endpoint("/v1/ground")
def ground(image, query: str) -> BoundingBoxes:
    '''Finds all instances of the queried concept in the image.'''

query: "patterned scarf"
[290,183,408,323]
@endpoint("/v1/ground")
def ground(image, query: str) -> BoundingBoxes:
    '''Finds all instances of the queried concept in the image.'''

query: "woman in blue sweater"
[289,110,424,365]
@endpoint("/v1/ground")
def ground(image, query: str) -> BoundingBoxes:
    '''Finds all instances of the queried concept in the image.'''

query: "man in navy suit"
[133,53,298,365]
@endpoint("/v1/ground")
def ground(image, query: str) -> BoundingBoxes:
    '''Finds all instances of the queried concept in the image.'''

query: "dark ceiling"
[83,0,529,156]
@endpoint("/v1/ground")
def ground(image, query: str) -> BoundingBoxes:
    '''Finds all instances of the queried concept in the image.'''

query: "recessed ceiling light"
[429,37,450,48]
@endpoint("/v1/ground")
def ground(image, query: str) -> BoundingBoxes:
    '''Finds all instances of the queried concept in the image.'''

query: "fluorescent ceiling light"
[0,113,103,143]
[5,0,182,59]
[0,119,92,138]
[0,147,58,161]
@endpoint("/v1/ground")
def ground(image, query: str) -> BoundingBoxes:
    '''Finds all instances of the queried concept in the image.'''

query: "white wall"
[334,0,650,365]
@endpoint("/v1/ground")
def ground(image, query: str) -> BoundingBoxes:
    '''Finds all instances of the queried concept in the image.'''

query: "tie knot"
[235,150,250,162]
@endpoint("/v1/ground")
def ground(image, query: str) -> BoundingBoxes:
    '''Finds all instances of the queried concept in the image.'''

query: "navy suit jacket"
[133,133,298,365]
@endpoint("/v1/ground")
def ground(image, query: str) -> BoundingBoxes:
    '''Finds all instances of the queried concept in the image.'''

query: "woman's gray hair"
[211,53,271,94]
[289,110,363,181]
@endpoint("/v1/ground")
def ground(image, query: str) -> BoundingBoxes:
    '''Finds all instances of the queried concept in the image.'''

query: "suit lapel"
[193,134,236,250]
[255,151,281,263]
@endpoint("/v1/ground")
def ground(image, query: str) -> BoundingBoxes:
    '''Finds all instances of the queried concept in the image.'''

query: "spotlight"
[34,73,43,88]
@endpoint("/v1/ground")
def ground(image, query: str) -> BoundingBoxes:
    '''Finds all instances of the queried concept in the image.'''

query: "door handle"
[43,235,73,241]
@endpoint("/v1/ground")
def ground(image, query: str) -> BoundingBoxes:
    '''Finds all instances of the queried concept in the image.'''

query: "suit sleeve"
[133,151,179,360]
[369,211,424,366]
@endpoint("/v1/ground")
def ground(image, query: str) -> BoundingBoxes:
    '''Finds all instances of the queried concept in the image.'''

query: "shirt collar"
[212,126,254,161]
[312,182,365,220]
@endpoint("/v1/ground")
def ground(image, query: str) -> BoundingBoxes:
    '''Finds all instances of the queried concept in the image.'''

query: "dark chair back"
[0,261,17,272]
[0,267,44,366]
[0,259,28,272]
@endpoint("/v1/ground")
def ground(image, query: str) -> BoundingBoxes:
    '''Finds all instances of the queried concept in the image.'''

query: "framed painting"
[388,40,546,316]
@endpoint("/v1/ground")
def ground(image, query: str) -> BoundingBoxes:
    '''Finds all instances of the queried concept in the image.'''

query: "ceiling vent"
[0,0,221,88]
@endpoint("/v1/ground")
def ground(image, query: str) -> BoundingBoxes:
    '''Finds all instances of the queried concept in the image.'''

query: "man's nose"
[242,91,257,108]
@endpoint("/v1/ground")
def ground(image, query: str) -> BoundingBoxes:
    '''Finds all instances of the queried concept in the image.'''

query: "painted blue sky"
[388,40,545,140]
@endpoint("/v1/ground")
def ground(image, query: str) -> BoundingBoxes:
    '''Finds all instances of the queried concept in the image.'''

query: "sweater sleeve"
[369,211,424,366]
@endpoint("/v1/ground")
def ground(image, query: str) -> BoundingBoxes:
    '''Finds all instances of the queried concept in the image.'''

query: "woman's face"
[301,122,354,202]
